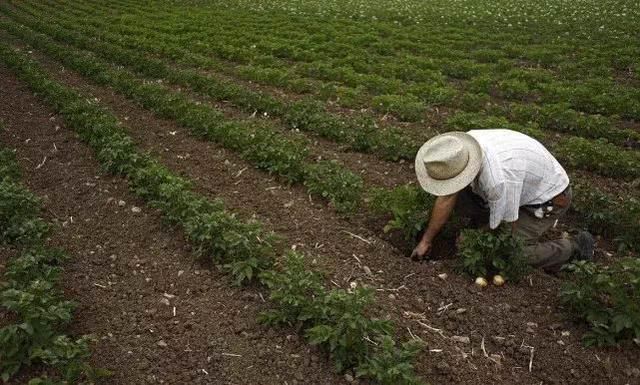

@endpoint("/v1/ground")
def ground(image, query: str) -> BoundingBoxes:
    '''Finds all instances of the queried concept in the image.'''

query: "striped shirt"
[467,129,570,229]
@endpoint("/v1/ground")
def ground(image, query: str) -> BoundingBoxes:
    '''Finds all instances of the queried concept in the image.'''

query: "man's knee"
[525,239,575,271]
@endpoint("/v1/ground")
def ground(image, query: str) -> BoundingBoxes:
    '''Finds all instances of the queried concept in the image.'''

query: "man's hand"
[410,240,432,261]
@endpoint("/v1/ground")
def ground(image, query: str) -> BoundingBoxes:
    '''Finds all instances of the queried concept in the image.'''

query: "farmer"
[411,129,594,271]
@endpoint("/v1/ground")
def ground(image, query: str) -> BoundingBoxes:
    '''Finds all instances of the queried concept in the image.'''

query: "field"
[0,0,639,384]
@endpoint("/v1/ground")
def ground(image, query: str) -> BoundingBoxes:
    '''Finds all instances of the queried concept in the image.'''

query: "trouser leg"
[514,198,575,272]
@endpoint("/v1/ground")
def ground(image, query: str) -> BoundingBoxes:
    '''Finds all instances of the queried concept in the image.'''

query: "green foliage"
[369,185,434,241]
[456,92,491,112]
[372,94,425,122]
[407,84,457,106]
[259,252,327,326]
[571,183,640,252]
[30,335,109,383]
[306,287,393,372]
[0,148,21,182]
[557,137,640,178]
[0,180,49,245]
[497,78,531,100]
[441,59,480,79]
[560,258,640,346]
[356,336,425,385]
[0,19,371,210]
[0,132,99,383]
[457,228,530,281]
[303,161,363,212]
[260,253,420,375]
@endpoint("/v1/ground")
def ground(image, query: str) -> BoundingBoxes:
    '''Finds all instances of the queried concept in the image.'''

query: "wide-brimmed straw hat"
[415,132,483,196]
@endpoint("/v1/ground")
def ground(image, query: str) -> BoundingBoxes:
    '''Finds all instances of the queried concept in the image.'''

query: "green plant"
[560,258,640,346]
[0,280,75,381]
[303,161,363,212]
[259,252,327,326]
[369,185,434,241]
[30,335,109,383]
[571,183,640,252]
[260,253,413,374]
[457,227,530,281]
[356,336,425,385]
[497,78,531,100]
[0,148,21,182]
[0,180,49,245]
[557,137,640,178]
[306,287,393,372]
[371,94,425,122]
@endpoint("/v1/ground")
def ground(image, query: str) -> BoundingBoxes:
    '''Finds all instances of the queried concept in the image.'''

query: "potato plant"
[561,259,640,346]
[369,185,434,241]
[0,136,101,383]
[0,43,424,384]
[303,160,363,213]
[260,253,422,376]
[457,228,530,281]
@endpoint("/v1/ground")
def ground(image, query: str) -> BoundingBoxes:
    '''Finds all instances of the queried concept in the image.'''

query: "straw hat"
[415,132,483,196]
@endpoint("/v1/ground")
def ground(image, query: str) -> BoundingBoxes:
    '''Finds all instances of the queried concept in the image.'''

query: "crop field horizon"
[0,0,638,384]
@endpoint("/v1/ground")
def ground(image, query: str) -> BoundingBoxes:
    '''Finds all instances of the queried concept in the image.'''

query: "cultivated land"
[0,0,638,384]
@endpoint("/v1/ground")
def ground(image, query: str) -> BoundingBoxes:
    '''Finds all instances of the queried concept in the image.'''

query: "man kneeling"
[411,129,594,272]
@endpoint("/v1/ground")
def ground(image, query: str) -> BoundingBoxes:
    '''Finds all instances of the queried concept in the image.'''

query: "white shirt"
[467,129,570,229]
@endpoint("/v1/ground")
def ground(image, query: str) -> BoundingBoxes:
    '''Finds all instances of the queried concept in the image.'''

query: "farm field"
[0,0,639,384]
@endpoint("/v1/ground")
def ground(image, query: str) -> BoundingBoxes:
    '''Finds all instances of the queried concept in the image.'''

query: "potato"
[475,277,488,288]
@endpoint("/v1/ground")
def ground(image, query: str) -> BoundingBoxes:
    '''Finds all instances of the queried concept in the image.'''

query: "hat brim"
[415,132,482,196]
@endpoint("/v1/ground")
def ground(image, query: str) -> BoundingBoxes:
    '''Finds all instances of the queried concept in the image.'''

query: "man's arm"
[411,193,458,259]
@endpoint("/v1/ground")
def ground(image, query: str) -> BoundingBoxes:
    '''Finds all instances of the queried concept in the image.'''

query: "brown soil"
[1,41,639,385]
[0,65,348,385]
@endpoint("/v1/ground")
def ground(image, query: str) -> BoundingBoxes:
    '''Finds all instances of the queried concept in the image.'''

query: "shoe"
[574,231,595,261]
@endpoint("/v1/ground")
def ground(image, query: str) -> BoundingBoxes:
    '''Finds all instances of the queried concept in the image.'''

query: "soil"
[0,65,348,385]
[1,40,639,385]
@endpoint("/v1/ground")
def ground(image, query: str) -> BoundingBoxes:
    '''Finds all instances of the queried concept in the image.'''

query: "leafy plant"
[306,287,393,372]
[0,148,21,182]
[369,185,434,241]
[560,258,640,346]
[0,180,49,245]
[0,280,75,381]
[303,160,363,213]
[457,227,530,281]
[259,252,327,326]
[557,137,640,178]
[371,94,425,122]
[356,336,425,385]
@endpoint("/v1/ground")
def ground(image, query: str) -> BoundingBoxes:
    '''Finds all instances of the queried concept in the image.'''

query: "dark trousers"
[455,187,575,272]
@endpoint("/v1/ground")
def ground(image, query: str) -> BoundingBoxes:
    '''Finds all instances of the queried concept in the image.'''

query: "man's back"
[467,129,569,228]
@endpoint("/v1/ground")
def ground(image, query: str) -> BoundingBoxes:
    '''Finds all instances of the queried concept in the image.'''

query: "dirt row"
[1,46,639,384]
[0,64,348,385]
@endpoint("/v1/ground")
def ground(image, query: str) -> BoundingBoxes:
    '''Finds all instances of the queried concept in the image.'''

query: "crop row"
[561,259,640,346]
[0,42,425,385]
[6,4,640,183]
[0,139,102,383]
[1,14,637,249]
[61,0,637,85]
[32,0,640,126]
[37,0,640,120]
[7,1,418,159]
[14,0,640,158]
[5,5,637,243]
[444,111,640,179]
[0,16,371,214]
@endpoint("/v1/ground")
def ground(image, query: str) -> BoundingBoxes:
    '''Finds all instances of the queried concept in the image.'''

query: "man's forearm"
[422,194,458,242]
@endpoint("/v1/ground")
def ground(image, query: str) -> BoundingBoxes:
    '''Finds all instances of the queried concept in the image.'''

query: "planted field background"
[0,0,638,384]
